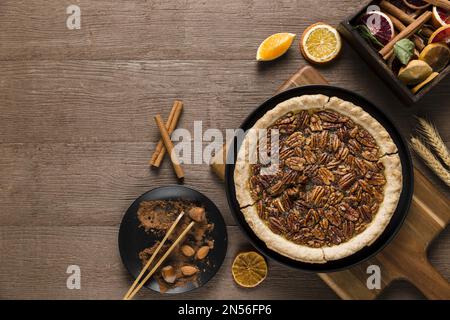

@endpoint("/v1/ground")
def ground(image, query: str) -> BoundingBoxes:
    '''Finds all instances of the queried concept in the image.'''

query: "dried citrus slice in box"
[360,11,395,45]
[232,251,267,288]
[300,23,342,64]
[256,33,296,61]
[432,6,450,28]
[412,72,439,94]
[428,25,450,44]
[398,60,433,85]
[419,43,450,72]
[402,0,430,10]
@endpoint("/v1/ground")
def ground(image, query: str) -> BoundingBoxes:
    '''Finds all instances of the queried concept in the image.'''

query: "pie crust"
[234,95,402,263]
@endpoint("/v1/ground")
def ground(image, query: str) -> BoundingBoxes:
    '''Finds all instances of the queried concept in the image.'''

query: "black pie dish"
[225,85,413,272]
[118,185,228,293]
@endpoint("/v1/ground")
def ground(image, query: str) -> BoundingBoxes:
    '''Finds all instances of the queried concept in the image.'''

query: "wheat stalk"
[410,137,450,187]
[416,117,450,168]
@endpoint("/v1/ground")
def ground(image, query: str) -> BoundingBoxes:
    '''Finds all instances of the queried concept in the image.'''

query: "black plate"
[118,185,228,293]
[225,85,413,272]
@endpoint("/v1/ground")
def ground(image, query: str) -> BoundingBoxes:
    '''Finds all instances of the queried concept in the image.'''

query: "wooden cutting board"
[210,66,450,300]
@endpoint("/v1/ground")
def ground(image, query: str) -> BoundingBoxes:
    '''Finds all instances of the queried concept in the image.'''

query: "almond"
[196,246,210,260]
[161,266,176,284]
[181,245,195,257]
[188,207,205,222]
[180,265,198,277]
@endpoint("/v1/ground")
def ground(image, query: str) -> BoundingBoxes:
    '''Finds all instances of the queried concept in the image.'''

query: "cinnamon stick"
[380,0,415,25]
[380,11,432,59]
[385,13,425,51]
[386,13,407,31]
[424,0,450,11]
[154,114,185,180]
[152,101,183,166]
[150,103,176,165]
[384,50,395,61]
[150,100,183,167]
[380,1,434,38]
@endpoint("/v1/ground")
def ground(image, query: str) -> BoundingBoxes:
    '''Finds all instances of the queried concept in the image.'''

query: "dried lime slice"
[398,60,433,85]
[419,43,450,72]
[412,72,439,94]
[232,251,267,288]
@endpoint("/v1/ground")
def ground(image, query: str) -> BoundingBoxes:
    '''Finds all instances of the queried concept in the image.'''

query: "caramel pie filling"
[249,109,387,248]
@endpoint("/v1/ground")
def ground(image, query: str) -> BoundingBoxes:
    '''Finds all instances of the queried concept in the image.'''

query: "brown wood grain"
[0,59,449,146]
[0,142,234,226]
[0,226,448,299]
[0,0,448,299]
[0,226,336,300]
[0,0,362,61]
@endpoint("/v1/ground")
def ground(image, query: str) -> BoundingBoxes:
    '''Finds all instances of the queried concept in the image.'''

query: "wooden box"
[338,0,450,105]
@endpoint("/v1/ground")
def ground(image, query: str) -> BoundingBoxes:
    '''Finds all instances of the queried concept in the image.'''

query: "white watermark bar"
[170,121,280,172]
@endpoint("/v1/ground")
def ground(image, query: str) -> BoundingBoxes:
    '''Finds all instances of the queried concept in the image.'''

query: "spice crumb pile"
[137,200,215,292]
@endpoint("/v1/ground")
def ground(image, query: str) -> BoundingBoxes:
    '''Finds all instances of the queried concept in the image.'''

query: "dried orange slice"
[232,251,267,288]
[428,25,450,44]
[419,43,450,72]
[300,23,342,64]
[432,6,450,28]
[256,33,296,61]
[412,72,439,94]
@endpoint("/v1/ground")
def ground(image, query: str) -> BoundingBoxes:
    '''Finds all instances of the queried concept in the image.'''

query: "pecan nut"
[247,108,387,249]
[285,157,306,171]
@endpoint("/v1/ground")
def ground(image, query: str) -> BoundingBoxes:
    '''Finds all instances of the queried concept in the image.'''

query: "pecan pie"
[234,95,402,263]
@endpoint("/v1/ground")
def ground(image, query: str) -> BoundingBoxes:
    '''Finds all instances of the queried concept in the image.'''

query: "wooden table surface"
[0,0,448,300]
